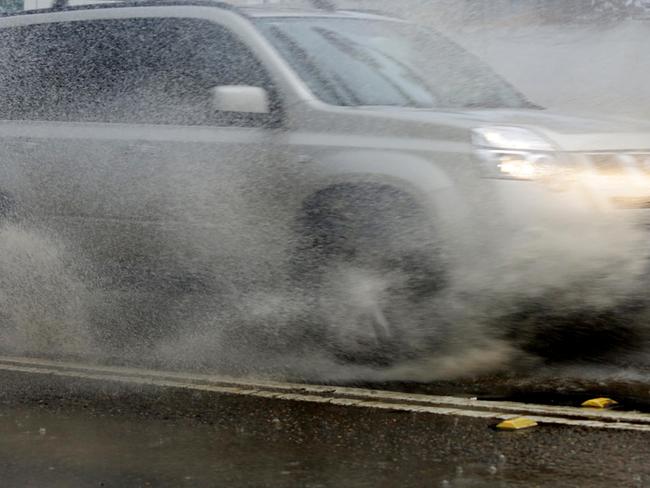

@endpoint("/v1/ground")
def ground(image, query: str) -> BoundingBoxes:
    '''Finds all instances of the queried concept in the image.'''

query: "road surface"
[0,357,648,487]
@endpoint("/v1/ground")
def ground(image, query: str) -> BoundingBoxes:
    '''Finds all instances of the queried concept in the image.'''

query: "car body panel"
[0,2,647,302]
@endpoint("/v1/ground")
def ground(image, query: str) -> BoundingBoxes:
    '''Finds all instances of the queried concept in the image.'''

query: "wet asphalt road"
[4,401,650,488]
[0,367,649,487]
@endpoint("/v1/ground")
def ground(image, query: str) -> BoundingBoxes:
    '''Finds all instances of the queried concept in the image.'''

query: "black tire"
[295,184,446,365]
[505,297,648,365]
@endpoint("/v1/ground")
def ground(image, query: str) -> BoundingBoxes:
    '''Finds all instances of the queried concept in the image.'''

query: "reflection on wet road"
[0,402,648,488]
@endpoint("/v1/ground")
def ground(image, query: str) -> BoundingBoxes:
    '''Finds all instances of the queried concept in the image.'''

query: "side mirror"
[210,85,270,114]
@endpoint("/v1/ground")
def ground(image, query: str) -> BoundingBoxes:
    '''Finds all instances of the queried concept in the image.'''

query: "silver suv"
[0,1,648,366]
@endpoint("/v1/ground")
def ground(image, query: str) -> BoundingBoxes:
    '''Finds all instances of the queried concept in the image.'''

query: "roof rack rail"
[49,0,235,11]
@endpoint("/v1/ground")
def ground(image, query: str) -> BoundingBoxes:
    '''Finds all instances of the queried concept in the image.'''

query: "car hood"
[351,107,650,152]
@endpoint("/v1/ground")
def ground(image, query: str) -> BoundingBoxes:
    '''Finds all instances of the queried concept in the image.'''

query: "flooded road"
[0,358,649,487]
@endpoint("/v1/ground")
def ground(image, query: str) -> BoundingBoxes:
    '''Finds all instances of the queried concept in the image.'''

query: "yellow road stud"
[581,398,618,409]
[496,417,538,431]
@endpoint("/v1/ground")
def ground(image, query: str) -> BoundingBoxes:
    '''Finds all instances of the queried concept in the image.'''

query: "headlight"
[472,126,566,181]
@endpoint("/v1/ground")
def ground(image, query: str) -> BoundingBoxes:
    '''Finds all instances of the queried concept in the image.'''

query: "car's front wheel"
[295,184,446,365]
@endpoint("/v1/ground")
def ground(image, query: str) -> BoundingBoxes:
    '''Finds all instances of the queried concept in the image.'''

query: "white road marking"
[0,356,649,432]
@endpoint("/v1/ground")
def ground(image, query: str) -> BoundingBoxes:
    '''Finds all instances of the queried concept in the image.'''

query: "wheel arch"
[296,149,470,234]
[312,149,456,198]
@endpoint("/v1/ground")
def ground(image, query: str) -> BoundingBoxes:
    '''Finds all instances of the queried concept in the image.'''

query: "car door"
[104,16,288,292]
[0,14,288,298]
[0,20,139,274]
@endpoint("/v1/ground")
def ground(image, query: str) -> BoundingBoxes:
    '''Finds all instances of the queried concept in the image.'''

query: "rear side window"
[0,17,276,126]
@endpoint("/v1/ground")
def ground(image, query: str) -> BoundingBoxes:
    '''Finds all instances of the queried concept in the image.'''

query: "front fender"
[312,149,473,230]
[315,149,455,195]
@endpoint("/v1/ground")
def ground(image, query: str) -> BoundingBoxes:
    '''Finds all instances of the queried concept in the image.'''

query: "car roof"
[1,0,402,22]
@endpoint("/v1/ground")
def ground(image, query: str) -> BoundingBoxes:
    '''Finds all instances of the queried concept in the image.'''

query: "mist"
[0,0,649,383]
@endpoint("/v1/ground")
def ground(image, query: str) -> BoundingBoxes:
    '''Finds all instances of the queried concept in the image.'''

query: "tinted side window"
[0,18,276,126]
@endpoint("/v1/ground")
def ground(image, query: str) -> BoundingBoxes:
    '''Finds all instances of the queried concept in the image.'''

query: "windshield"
[256,17,536,110]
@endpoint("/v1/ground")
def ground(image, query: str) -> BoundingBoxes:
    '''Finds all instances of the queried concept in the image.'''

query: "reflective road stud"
[581,398,618,409]
[496,417,538,431]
